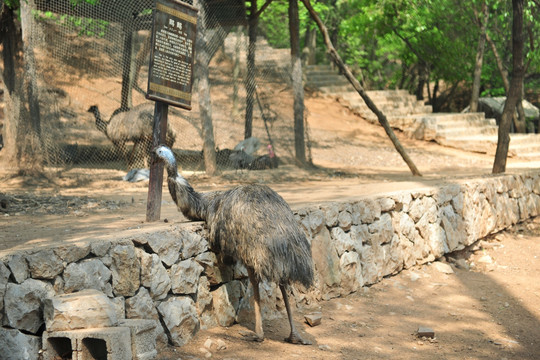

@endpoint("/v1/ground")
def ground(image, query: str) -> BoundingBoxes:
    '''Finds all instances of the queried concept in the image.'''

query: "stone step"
[514,152,540,159]
[439,133,540,158]
[305,64,338,72]
[437,126,498,138]
[306,77,350,88]
[342,92,418,104]
[318,84,357,94]
[509,133,540,145]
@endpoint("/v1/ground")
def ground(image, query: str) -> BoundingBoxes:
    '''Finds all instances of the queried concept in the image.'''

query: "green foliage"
[257,0,328,49]
[3,0,20,9]
[254,0,540,102]
[33,9,109,38]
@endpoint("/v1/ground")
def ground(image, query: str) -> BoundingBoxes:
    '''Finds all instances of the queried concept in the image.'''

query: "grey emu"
[88,104,176,169]
[154,145,313,345]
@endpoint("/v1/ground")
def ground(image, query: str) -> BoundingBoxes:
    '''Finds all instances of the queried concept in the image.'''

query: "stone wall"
[1,171,539,358]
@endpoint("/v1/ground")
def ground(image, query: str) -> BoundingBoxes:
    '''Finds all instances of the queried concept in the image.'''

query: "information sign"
[147,0,198,109]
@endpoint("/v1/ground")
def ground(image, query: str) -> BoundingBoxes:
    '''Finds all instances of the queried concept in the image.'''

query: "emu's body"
[88,104,175,168]
[154,145,313,344]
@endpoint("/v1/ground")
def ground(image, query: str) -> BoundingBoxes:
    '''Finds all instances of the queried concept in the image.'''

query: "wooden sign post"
[146,0,198,222]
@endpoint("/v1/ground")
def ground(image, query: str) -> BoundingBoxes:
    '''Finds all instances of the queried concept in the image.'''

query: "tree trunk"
[244,0,257,139]
[194,0,217,175]
[470,2,488,113]
[232,26,242,119]
[120,22,135,111]
[289,0,306,166]
[302,26,317,66]
[486,30,527,133]
[0,4,22,167]
[19,0,44,173]
[493,0,525,173]
[486,31,510,92]
[300,0,422,176]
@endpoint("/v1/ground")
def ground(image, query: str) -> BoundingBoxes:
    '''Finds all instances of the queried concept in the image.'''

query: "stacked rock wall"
[0,171,539,359]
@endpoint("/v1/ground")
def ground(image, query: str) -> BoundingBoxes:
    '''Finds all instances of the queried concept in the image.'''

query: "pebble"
[477,254,494,264]
[432,261,454,274]
[319,344,331,351]
[216,339,227,351]
[417,326,435,338]
[305,312,322,327]
[454,259,470,270]
[204,338,213,350]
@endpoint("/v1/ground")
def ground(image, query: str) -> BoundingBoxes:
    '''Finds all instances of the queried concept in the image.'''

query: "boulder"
[170,258,204,295]
[26,249,63,279]
[139,251,171,300]
[211,284,236,327]
[157,297,199,347]
[4,278,54,333]
[110,244,140,297]
[63,258,112,296]
[6,254,28,284]
[0,328,41,360]
[43,289,118,331]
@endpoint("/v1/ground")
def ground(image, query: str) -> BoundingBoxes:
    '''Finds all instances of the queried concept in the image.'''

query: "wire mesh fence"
[1,0,304,177]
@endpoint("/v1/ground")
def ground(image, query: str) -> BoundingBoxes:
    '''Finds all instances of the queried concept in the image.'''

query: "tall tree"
[493,0,525,173]
[1,0,44,174]
[289,0,306,165]
[470,1,489,112]
[244,0,258,139]
[300,0,421,176]
[194,0,231,175]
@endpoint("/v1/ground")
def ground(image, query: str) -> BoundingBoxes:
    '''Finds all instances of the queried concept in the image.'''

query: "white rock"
[431,261,454,274]
[339,251,363,295]
[158,296,199,346]
[146,231,182,266]
[6,254,28,284]
[180,229,210,260]
[4,278,54,333]
[43,289,118,331]
[54,243,91,263]
[63,258,112,296]
[368,213,393,246]
[110,244,140,297]
[0,262,11,323]
[353,198,381,224]
[331,227,354,256]
[211,285,236,327]
[170,258,204,295]
[0,328,41,360]
[26,249,63,279]
[139,252,171,300]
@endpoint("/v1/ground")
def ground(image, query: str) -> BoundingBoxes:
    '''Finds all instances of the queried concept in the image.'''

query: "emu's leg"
[247,267,264,342]
[280,284,311,345]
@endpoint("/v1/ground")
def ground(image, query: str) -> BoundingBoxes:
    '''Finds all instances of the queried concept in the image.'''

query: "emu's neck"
[92,107,108,134]
[168,175,208,221]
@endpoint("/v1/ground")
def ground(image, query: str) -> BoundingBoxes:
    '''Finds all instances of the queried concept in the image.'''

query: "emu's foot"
[239,330,264,342]
[285,332,312,345]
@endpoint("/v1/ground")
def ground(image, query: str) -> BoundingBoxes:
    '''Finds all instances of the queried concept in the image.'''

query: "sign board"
[147,0,198,109]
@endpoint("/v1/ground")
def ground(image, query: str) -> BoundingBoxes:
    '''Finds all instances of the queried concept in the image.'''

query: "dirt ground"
[1,93,540,359]
[157,218,540,360]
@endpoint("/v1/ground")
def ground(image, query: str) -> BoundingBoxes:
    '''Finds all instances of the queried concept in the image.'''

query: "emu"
[154,145,313,345]
[88,104,175,169]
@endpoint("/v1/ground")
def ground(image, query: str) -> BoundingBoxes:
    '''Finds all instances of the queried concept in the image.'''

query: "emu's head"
[154,145,186,182]
[88,105,108,133]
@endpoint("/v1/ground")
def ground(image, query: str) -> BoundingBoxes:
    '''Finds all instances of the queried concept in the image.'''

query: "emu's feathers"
[154,145,313,287]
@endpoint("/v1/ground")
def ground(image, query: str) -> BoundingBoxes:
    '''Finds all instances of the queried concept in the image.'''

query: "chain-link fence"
[2,0,305,176]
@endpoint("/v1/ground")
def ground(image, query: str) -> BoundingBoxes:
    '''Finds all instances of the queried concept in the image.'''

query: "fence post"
[146,102,168,222]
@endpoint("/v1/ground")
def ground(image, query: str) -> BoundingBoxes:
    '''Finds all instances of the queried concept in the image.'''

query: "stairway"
[304,64,540,160]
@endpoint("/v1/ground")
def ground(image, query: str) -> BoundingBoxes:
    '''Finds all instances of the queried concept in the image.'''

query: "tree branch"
[299,0,422,176]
